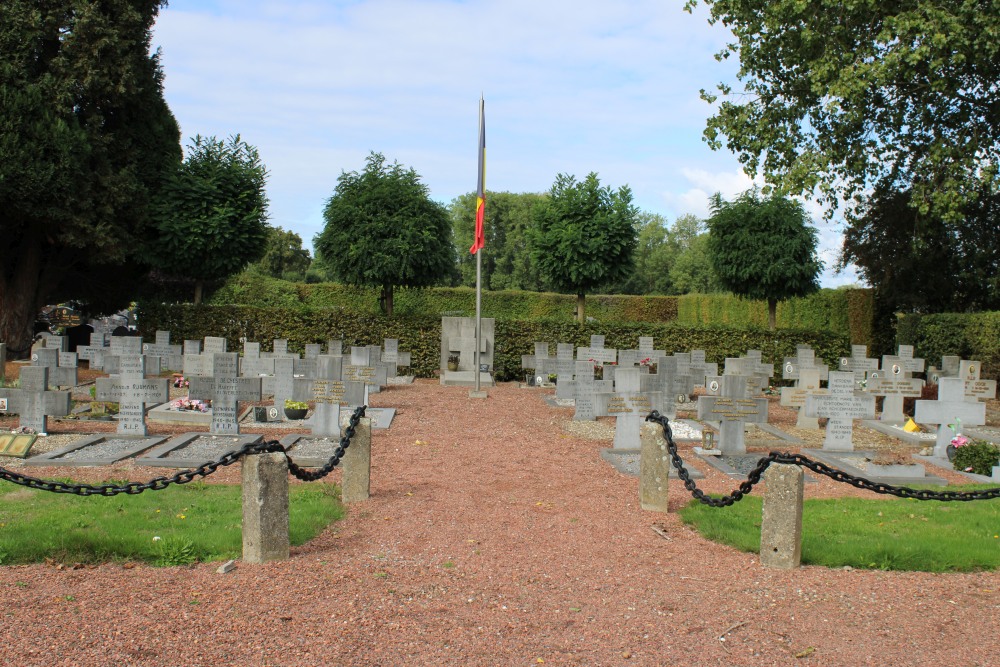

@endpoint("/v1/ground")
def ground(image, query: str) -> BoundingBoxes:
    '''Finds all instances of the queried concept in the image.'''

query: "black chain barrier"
[645,411,1000,506]
[0,406,367,496]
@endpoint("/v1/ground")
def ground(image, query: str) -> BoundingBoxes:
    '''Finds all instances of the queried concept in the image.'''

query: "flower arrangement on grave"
[447,353,459,371]
[170,397,210,412]
[172,375,190,388]
[284,399,308,411]
[951,436,1000,475]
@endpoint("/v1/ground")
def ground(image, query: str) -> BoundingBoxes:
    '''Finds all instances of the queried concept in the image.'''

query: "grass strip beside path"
[0,480,344,566]
[679,488,1000,572]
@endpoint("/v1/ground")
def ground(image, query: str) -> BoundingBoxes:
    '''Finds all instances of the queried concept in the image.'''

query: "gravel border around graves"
[0,375,998,666]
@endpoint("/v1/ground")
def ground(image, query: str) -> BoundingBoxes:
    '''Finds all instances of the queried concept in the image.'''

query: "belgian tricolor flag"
[470,96,486,255]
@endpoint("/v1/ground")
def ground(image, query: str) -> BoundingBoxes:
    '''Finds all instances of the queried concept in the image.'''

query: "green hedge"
[208,273,680,322]
[137,303,851,382]
[897,311,1000,379]
[677,288,872,343]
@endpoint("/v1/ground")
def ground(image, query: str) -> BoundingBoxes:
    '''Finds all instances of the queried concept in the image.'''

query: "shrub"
[953,440,1000,476]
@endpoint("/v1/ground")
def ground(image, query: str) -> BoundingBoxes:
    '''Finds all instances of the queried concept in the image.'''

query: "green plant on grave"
[284,399,308,411]
[952,440,1000,476]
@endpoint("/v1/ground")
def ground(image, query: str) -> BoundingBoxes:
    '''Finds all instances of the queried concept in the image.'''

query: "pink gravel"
[1,379,999,666]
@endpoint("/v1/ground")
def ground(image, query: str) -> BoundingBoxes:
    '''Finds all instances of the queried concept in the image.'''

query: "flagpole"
[470,94,485,395]
[474,242,482,392]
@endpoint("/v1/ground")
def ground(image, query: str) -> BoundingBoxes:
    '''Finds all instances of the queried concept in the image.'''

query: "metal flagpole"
[474,247,482,392]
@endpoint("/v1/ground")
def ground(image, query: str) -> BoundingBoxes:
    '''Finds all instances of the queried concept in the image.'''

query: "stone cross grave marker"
[782,346,829,382]
[310,354,366,437]
[105,336,153,376]
[869,357,923,423]
[929,355,962,383]
[77,333,108,370]
[959,360,998,402]
[743,350,775,388]
[605,367,659,449]
[889,345,925,375]
[0,366,71,433]
[724,358,766,394]
[188,353,262,435]
[697,375,769,454]
[573,359,599,420]
[838,345,880,384]
[577,336,617,366]
[265,339,299,359]
[31,348,78,388]
[241,341,276,378]
[688,350,718,387]
[779,368,826,428]
[804,371,875,451]
[304,344,322,359]
[96,355,169,435]
[555,356,577,400]
[182,339,211,377]
[640,355,685,418]
[522,342,555,384]
[202,336,227,356]
[914,377,986,458]
[142,330,183,371]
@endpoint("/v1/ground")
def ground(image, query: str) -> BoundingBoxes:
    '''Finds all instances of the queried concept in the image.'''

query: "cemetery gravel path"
[1,379,999,667]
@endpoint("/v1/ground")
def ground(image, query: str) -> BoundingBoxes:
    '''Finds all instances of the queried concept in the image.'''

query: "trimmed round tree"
[314,152,456,316]
[148,134,270,303]
[706,188,821,330]
[529,173,638,323]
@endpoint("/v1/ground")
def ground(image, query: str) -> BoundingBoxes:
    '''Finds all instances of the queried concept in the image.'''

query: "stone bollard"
[760,463,804,569]
[242,452,289,563]
[341,416,371,503]
[639,422,670,512]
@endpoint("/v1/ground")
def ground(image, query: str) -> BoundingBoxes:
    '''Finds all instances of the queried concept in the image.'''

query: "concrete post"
[639,422,670,512]
[760,463,804,569]
[242,452,289,563]
[341,417,371,503]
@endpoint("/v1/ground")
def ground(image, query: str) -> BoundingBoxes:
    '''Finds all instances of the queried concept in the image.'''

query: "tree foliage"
[252,226,311,282]
[314,152,456,316]
[841,187,1000,325]
[706,188,821,329]
[450,190,547,291]
[148,135,269,303]
[0,0,181,355]
[529,173,638,322]
[691,0,1000,221]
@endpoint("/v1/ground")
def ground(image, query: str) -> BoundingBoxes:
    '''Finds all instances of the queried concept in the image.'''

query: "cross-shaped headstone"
[202,336,227,356]
[782,346,830,382]
[838,344,880,384]
[867,359,924,423]
[686,350,718,388]
[959,360,997,402]
[188,353,262,435]
[604,367,660,449]
[95,355,169,435]
[106,337,158,375]
[888,345,925,375]
[696,375,769,454]
[577,338,617,365]
[240,341,275,378]
[928,355,962,383]
[915,377,987,458]
[724,357,767,394]
[310,354,366,437]
[522,342,555,383]
[77,332,108,370]
[142,330,183,371]
[779,368,827,428]
[555,357,577,400]
[30,348,78,388]
[804,371,875,451]
[0,366,71,433]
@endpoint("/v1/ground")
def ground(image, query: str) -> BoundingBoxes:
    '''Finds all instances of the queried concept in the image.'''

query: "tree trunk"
[0,230,47,359]
[382,284,394,318]
[768,298,777,331]
[194,281,204,305]
[576,293,586,324]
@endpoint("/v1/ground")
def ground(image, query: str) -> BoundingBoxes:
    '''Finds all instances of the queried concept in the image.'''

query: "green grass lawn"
[679,487,1000,572]
[0,480,344,566]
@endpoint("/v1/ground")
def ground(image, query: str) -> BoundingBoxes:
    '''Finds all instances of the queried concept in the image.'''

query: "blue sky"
[151,0,860,287]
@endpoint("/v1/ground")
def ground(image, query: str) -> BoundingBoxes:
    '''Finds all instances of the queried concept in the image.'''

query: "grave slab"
[25,435,167,467]
[804,449,946,486]
[135,433,262,467]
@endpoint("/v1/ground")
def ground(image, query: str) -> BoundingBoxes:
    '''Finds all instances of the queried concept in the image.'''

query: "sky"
[151,0,861,288]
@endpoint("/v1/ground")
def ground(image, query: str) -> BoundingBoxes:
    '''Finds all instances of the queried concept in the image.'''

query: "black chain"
[0,406,368,495]
[286,405,366,481]
[645,411,1000,506]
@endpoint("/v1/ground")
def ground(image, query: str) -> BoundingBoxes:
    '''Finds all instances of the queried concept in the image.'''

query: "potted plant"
[447,353,460,372]
[284,399,309,420]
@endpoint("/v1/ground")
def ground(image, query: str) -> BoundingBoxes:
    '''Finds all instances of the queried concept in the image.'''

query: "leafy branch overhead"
[689,0,1000,221]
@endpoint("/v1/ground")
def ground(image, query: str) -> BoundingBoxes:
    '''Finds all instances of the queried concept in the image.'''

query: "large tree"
[690,0,1000,222]
[252,226,312,282]
[449,190,546,291]
[0,0,181,356]
[840,186,1000,352]
[529,173,638,322]
[706,189,821,330]
[314,152,456,316]
[147,135,270,304]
